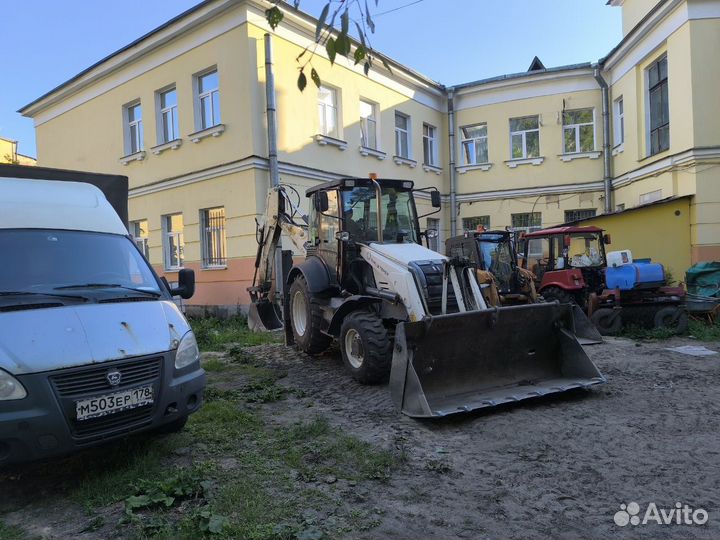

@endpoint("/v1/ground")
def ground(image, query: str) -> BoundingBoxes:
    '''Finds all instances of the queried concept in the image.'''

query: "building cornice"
[612,146,720,189]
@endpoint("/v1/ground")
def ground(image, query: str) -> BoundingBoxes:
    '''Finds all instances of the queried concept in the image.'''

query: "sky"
[0,0,621,158]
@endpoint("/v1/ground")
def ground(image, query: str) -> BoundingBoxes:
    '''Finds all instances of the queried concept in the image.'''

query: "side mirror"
[315,192,329,213]
[431,190,441,208]
[426,228,438,239]
[170,268,195,299]
[335,231,350,242]
[603,233,612,245]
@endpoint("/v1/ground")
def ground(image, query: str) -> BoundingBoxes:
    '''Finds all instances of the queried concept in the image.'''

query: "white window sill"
[504,157,544,168]
[201,265,227,271]
[612,144,624,156]
[189,123,225,143]
[422,163,443,175]
[119,150,146,165]
[457,163,493,173]
[359,146,386,160]
[151,138,183,155]
[315,134,347,150]
[393,155,417,168]
[559,151,601,162]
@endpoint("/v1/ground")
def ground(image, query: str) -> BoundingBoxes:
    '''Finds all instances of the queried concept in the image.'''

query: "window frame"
[426,217,440,252]
[462,215,491,232]
[317,85,340,139]
[200,207,228,269]
[562,108,595,154]
[509,115,540,160]
[460,123,489,166]
[646,55,669,156]
[193,67,221,131]
[130,219,150,259]
[422,123,438,167]
[613,97,624,147]
[512,212,543,258]
[123,100,143,155]
[359,99,378,150]
[156,85,179,144]
[162,213,185,271]
[394,111,411,159]
[564,208,597,223]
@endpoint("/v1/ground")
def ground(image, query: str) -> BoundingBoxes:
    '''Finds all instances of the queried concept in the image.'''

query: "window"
[125,102,143,154]
[200,207,227,268]
[158,87,179,143]
[394,112,410,158]
[318,86,338,138]
[162,214,185,270]
[616,203,625,212]
[197,69,221,130]
[509,116,539,159]
[359,100,377,149]
[563,109,594,154]
[130,220,150,259]
[460,124,488,165]
[564,209,597,223]
[423,123,438,166]
[640,189,663,205]
[511,212,542,230]
[462,215,490,232]
[427,218,440,252]
[648,56,669,155]
[614,97,624,146]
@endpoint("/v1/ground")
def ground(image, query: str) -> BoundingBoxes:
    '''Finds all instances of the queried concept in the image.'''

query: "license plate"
[75,385,154,421]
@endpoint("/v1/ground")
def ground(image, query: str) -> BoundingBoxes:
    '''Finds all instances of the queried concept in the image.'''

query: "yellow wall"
[0,138,36,165]
[582,197,692,279]
[619,0,661,36]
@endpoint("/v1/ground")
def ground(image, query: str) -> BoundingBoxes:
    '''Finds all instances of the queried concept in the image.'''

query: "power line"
[374,0,425,18]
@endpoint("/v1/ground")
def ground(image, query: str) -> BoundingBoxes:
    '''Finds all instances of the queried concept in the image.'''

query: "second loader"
[248,177,605,418]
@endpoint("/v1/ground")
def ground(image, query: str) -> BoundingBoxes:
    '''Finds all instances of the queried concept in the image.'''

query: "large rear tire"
[339,311,392,384]
[289,276,331,354]
[654,306,688,334]
[542,286,575,305]
[591,308,622,336]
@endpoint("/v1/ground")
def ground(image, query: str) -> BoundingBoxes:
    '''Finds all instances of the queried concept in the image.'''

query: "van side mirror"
[603,233,612,245]
[315,191,329,213]
[171,268,195,299]
[431,190,441,208]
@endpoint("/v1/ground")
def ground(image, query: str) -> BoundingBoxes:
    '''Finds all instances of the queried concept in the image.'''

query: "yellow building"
[0,137,36,166]
[18,0,720,311]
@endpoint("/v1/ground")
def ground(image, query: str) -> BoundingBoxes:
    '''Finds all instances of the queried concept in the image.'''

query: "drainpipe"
[447,89,458,236]
[593,65,613,213]
[264,34,279,188]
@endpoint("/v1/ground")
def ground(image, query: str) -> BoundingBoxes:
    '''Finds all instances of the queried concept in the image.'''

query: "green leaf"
[365,1,375,33]
[208,515,228,534]
[364,61,371,76]
[354,21,366,47]
[325,37,336,64]
[315,3,330,41]
[341,9,349,35]
[335,34,351,57]
[265,6,284,30]
[354,45,366,65]
[297,70,307,91]
[310,68,321,88]
[381,56,393,74]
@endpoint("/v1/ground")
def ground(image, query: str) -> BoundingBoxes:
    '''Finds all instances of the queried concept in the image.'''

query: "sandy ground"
[2,335,720,539]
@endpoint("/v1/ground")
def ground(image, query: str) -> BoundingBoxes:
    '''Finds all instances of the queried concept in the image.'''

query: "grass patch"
[689,318,720,342]
[190,316,279,351]
[619,324,677,341]
[0,521,26,540]
[619,318,720,342]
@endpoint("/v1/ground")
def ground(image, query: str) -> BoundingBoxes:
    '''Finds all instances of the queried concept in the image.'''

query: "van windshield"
[0,230,161,295]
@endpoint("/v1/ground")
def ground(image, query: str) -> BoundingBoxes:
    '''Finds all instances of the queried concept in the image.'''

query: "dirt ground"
[2,334,720,539]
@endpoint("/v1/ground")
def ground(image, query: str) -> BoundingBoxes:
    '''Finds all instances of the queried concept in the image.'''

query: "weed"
[426,459,453,474]
[620,324,676,341]
[689,318,720,342]
[190,316,278,351]
[124,465,211,515]
[0,521,25,540]
[202,357,229,372]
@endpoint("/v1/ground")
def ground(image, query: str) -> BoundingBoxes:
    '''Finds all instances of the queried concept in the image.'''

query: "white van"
[0,178,205,465]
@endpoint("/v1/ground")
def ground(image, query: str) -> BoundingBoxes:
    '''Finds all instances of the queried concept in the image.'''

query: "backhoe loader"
[247,178,605,417]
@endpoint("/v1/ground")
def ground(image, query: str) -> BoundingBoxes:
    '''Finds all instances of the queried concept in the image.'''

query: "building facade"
[19,0,720,310]
[0,137,36,166]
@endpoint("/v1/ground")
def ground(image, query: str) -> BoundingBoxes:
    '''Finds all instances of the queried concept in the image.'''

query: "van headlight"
[175,331,200,369]
[0,369,27,400]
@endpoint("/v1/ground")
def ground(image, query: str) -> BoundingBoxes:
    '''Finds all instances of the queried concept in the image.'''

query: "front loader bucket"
[389,303,605,418]
[571,303,603,345]
[247,300,283,332]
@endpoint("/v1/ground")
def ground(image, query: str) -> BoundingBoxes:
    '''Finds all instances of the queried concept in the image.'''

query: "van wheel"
[591,308,622,336]
[340,311,392,384]
[654,306,688,334]
[542,286,575,305]
[289,276,331,354]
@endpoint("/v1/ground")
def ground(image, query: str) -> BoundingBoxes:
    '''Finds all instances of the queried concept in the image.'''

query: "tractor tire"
[542,286,575,305]
[339,311,392,385]
[654,306,688,334]
[591,308,623,336]
[288,276,331,355]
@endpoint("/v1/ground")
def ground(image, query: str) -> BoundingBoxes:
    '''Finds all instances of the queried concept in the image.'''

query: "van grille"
[72,406,155,443]
[50,357,162,398]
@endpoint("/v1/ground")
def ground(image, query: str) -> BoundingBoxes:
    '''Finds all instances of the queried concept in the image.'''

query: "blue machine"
[605,259,666,290]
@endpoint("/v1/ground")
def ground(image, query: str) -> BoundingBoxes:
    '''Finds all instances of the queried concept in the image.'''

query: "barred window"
[462,215,490,232]
[201,207,227,268]
[130,219,150,259]
[511,212,541,229]
[564,209,597,223]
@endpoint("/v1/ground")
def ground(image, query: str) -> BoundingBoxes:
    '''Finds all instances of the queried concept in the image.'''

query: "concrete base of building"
[185,303,250,319]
